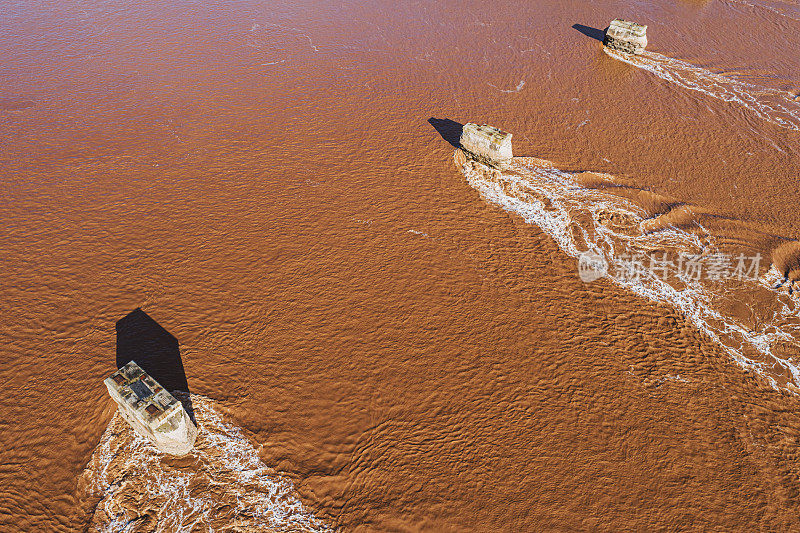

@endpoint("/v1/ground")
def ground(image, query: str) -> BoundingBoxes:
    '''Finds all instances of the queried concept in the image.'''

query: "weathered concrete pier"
[459,123,513,169]
[105,361,197,455]
[604,19,648,54]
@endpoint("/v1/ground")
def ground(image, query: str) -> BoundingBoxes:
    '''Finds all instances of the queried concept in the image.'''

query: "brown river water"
[2,0,800,530]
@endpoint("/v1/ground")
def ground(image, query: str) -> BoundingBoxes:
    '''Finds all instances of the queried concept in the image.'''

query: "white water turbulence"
[604,48,800,132]
[459,154,800,390]
[81,394,331,532]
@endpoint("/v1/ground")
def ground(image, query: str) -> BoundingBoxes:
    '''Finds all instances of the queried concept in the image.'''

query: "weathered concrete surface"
[105,361,198,455]
[604,19,648,54]
[459,123,513,169]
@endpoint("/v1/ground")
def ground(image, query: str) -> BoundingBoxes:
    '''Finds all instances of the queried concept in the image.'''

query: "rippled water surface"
[2,0,800,530]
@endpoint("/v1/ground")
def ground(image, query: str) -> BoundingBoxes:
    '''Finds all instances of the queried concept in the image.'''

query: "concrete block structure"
[105,361,197,455]
[459,123,513,169]
[604,19,648,54]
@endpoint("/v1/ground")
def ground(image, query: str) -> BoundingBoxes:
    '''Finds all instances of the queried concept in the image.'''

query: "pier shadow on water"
[428,118,463,148]
[572,23,606,42]
[116,308,195,424]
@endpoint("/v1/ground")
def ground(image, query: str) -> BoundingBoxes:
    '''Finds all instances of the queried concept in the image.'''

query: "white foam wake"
[81,395,331,532]
[462,157,800,389]
[604,48,800,132]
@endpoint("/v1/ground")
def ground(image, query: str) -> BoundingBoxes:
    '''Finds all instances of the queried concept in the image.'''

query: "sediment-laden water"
[2,0,800,530]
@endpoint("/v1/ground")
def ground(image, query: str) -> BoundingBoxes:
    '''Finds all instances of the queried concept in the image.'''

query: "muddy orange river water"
[2,0,800,530]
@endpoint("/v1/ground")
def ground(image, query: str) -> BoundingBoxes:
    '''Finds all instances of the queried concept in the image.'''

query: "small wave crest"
[79,395,330,532]
[458,153,800,390]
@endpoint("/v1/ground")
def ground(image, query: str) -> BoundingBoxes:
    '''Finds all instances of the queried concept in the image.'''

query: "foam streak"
[605,48,800,132]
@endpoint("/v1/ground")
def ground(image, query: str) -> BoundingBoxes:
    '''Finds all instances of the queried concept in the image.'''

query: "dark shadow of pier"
[572,23,606,42]
[428,117,463,148]
[116,308,195,424]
